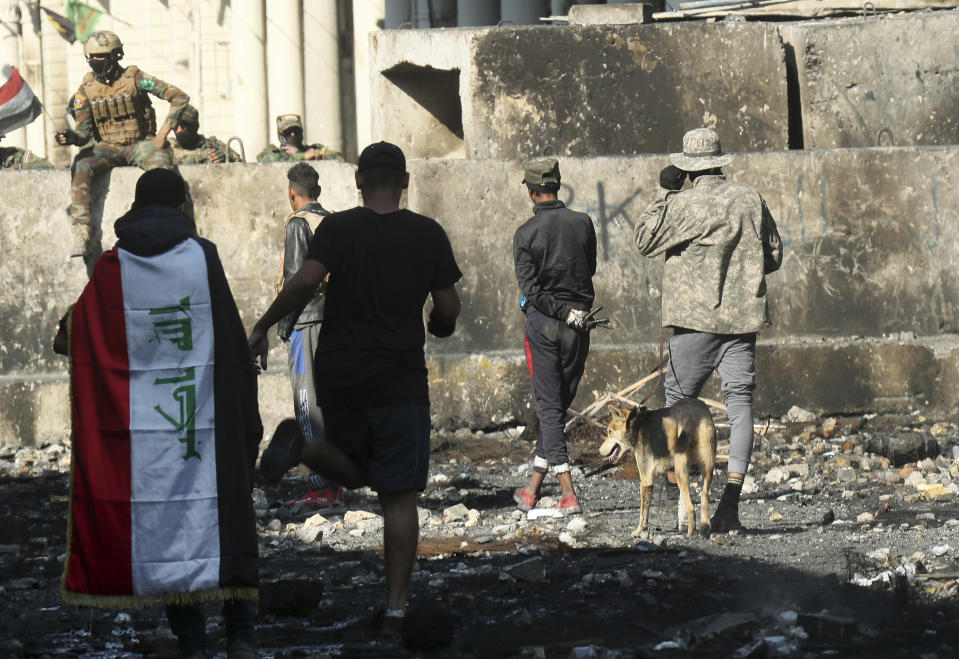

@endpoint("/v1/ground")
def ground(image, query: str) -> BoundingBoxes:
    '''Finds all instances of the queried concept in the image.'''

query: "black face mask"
[280,128,303,149]
[175,128,201,150]
[88,56,118,82]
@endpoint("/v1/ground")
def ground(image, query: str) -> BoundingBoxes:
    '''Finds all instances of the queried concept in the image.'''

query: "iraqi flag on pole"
[62,232,261,608]
[0,66,43,136]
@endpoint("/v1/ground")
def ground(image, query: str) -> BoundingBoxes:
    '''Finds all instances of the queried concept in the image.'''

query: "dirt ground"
[2,411,959,658]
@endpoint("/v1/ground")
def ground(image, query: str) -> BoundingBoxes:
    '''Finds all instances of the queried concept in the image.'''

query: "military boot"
[70,221,90,258]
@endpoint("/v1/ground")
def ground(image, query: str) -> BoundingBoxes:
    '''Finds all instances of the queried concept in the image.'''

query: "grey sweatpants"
[286,322,325,444]
[664,329,756,475]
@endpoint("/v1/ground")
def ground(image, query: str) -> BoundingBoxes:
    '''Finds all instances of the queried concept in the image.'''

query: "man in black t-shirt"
[248,141,462,643]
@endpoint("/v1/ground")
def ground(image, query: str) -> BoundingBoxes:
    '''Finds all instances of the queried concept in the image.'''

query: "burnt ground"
[2,411,959,658]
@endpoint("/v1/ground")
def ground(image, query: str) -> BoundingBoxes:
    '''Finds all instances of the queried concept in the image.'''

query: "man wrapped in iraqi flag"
[57,169,262,656]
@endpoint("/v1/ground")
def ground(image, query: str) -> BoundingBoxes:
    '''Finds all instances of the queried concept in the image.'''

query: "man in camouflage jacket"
[256,114,342,163]
[172,104,241,165]
[635,128,783,533]
[1,138,53,170]
[55,30,189,258]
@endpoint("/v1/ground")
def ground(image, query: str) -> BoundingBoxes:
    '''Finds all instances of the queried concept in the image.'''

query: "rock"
[836,467,857,484]
[559,531,576,545]
[296,525,322,544]
[429,473,450,484]
[865,432,940,466]
[266,519,282,532]
[821,418,838,435]
[507,557,546,582]
[769,512,784,522]
[931,544,951,556]
[344,510,378,526]
[566,517,588,536]
[742,475,759,494]
[905,471,927,487]
[765,467,789,484]
[917,483,950,500]
[857,512,875,523]
[866,547,890,563]
[785,406,818,423]
[417,507,431,527]
[918,458,939,473]
[528,508,564,520]
[304,514,328,527]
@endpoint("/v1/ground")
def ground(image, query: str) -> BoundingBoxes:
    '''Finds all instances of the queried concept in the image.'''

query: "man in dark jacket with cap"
[635,127,783,533]
[512,157,597,516]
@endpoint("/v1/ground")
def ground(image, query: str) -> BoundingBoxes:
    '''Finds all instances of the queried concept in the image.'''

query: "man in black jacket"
[259,163,345,509]
[512,157,596,515]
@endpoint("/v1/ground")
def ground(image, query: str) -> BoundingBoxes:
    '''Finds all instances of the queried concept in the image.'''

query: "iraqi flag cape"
[62,207,262,608]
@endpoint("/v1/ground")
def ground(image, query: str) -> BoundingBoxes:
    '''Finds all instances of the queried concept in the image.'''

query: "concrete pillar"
[304,1,342,152]
[352,0,384,151]
[457,0,498,26]
[500,0,549,25]
[230,0,268,157]
[1,0,25,148]
[265,0,304,143]
[384,0,411,29]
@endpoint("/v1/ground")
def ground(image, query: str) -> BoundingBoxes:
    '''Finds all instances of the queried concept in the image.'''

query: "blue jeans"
[166,599,256,652]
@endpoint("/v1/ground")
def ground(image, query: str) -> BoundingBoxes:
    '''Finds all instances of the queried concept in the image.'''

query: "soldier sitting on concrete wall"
[256,114,343,163]
[172,104,241,165]
[0,134,53,170]
[54,30,189,259]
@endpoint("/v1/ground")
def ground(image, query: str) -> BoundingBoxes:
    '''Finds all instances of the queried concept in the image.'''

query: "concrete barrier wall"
[2,147,959,445]
[371,10,959,158]
[781,11,959,149]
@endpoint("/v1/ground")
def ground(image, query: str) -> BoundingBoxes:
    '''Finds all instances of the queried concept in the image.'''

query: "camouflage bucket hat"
[669,128,733,172]
[276,114,303,133]
[522,157,561,186]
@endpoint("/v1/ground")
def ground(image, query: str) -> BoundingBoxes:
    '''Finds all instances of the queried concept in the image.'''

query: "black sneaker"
[259,418,304,484]
[709,503,743,533]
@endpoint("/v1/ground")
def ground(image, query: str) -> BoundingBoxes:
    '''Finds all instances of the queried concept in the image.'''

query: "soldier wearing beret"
[635,128,783,532]
[256,114,343,163]
[512,157,597,516]
[172,104,241,165]
[55,30,189,258]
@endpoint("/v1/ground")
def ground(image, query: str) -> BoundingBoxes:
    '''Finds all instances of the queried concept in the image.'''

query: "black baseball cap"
[357,141,406,173]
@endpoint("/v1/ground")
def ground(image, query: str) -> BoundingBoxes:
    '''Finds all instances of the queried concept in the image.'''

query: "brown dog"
[599,398,716,538]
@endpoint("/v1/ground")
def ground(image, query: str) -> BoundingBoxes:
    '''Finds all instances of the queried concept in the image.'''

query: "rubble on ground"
[1,409,958,656]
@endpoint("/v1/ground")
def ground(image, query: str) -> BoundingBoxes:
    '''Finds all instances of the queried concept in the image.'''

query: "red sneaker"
[513,487,539,512]
[555,494,582,515]
[285,488,345,509]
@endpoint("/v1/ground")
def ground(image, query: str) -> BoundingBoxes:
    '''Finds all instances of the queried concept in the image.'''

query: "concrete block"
[469,22,788,158]
[568,3,652,25]
[371,22,788,160]
[781,10,959,148]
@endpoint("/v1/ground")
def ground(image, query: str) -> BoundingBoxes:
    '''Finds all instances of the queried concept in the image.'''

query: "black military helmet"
[83,31,124,82]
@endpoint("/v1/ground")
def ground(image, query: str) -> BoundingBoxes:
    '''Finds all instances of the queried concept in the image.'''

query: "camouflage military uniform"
[0,146,53,170]
[68,66,188,224]
[634,127,782,531]
[256,142,342,163]
[635,175,782,334]
[173,136,240,165]
[256,113,342,163]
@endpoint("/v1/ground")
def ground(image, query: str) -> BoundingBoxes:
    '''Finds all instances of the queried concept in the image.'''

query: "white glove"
[565,309,589,330]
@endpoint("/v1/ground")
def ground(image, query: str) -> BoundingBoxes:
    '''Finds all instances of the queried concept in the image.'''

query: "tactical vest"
[80,66,157,146]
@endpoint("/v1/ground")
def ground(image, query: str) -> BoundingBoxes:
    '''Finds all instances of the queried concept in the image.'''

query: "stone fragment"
[785,406,817,423]
[917,483,949,500]
[821,418,838,436]
[507,557,546,582]
[769,512,784,522]
[765,467,789,484]
[304,514,328,527]
[857,512,875,523]
[566,517,588,536]
[931,544,951,557]
[918,458,939,473]
[296,525,322,544]
[266,519,282,532]
[344,510,378,526]
[836,467,857,484]
[417,507,431,526]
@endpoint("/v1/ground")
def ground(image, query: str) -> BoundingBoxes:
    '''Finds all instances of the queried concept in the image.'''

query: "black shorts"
[321,404,431,494]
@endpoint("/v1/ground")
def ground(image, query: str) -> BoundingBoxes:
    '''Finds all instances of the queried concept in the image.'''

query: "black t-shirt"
[306,206,462,406]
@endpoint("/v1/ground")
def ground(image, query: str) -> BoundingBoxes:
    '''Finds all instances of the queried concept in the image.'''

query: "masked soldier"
[256,114,343,163]
[0,134,53,170]
[55,30,189,257]
[172,104,241,165]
